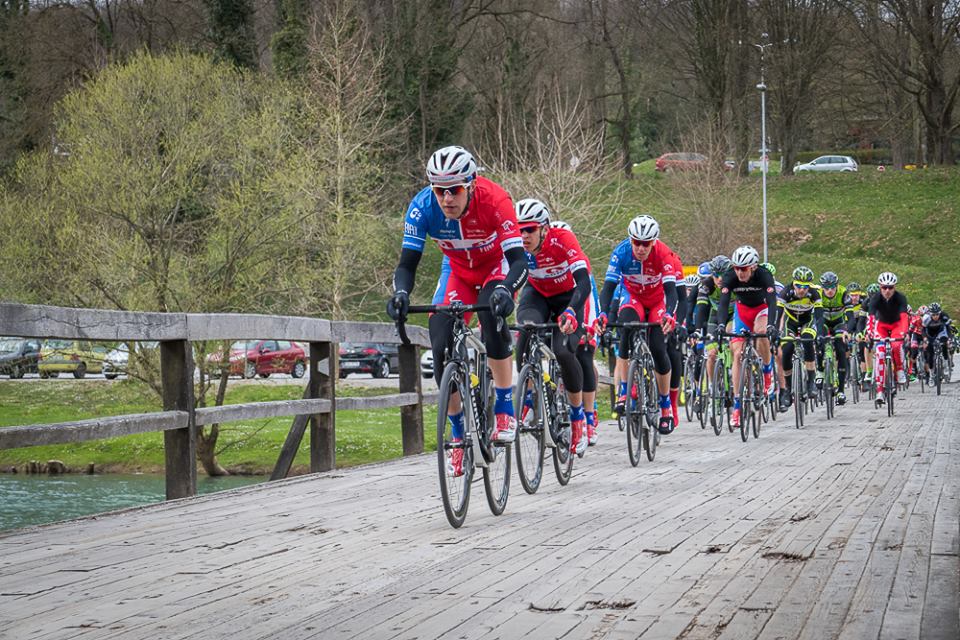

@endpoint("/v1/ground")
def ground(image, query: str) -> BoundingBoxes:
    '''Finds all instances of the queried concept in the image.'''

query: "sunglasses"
[431,183,470,198]
[794,284,810,289]
[880,285,894,290]
[630,239,654,248]
[519,225,540,234]
[733,265,752,272]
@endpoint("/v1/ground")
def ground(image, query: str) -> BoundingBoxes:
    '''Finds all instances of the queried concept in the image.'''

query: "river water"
[0,474,265,532]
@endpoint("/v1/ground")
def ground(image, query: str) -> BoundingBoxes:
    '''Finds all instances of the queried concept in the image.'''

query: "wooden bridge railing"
[0,302,433,500]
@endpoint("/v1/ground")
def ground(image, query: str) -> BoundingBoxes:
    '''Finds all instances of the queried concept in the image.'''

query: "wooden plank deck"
[1,378,958,640]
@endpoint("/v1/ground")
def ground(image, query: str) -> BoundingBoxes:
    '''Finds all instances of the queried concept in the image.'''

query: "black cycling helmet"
[929,302,942,315]
[710,255,731,277]
[820,271,839,288]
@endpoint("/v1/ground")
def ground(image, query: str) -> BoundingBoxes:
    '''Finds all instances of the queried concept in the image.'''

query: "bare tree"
[845,0,960,165]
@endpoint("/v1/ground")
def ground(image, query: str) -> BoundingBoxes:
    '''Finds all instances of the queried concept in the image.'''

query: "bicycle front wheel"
[683,356,696,423]
[793,360,804,429]
[626,358,644,467]
[642,355,659,462]
[698,363,709,429]
[824,357,835,420]
[751,361,763,439]
[738,360,751,443]
[549,375,573,485]
[935,355,943,396]
[437,363,473,528]
[711,361,725,436]
[482,440,511,516]
[514,363,545,494]
[885,357,895,416]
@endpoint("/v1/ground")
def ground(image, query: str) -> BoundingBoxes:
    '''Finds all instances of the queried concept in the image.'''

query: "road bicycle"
[607,321,661,464]
[781,333,817,429]
[724,331,768,442]
[397,302,510,529]
[511,323,574,492]
[873,336,905,417]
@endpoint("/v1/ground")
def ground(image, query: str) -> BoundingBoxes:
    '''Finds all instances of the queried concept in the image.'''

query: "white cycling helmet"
[551,220,572,231]
[426,146,477,185]
[683,274,701,288]
[730,245,760,267]
[627,215,660,242]
[877,271,898,286]
[515,198,551,226]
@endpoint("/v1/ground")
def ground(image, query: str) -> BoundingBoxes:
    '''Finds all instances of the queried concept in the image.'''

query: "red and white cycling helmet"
[426,146,477,186]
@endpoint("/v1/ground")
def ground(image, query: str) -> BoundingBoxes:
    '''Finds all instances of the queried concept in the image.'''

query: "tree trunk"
[197,367,230,476]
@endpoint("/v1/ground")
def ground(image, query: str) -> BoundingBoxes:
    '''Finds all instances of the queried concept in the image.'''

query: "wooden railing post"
[160,340,196,500]
[310,341,336,472]
[399,343,424,455]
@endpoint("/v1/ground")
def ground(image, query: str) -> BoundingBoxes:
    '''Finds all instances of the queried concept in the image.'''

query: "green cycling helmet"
[846,281,862,294]
[866,283,880,295]
[760,262,776,276]
[792,265,814,285]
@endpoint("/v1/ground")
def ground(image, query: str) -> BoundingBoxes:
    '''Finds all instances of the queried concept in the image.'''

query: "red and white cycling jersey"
[524,227,589,298]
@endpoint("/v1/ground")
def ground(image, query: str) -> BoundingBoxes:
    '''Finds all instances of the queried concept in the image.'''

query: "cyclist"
[760,262,785,298]
[597,214,680,435]
[693,255,731,397]
[921,302,953,383]
[845,282,868,391]
[715,246,779,429]
[907,305,925,380]
[514,200,595,457]
[777,266,823,409]
[817,271,854,404]
[868,271,909,403]
[386,146,528,476]
[857,282,881,389]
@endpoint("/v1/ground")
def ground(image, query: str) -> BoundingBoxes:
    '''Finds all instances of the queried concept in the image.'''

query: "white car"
[794,155,858,172]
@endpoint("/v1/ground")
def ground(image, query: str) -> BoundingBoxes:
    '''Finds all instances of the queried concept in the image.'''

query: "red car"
[208,339,307,379]
[654,152,709,172]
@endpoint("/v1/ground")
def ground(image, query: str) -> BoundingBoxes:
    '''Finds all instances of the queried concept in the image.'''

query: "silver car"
[794,155,858,172]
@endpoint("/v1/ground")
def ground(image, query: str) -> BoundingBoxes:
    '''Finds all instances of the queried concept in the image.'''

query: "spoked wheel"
[935,355,944,396]
[918,354,926,394]
[824,359,835,420]
[642,356,659,462]
[885,359,895,416]
[793,362,805,429]
[751,362,763,439]
[436,363,473,529]
[697,366,709,429]
[549,377,573,485]
[683,356,696,423]
[851,356,861,404]
[514,364,545,495]
[482,442,511,516]
[625,359,644,467]
[738,361,751,443]
[710,362,726,436]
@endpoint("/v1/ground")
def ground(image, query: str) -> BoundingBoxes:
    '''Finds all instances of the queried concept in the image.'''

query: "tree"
[759,0,840,175]
[846,0,960,165]
[272,0,308,79]
[0,52,316,473]
[204,0,257,69]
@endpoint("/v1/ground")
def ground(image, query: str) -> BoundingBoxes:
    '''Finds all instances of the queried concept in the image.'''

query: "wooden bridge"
[2,366,958,638]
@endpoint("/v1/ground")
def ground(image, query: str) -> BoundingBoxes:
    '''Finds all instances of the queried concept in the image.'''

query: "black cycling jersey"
[868,291,909,324]
[923,312,952,337]
[716,266,778,326]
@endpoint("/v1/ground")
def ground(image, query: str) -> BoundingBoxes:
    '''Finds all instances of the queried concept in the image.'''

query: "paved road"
[1,373,957,639]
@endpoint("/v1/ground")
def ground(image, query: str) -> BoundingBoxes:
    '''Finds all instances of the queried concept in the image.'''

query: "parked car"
[38,340,109,378]
[102,341,159,380]
[0,337,42,378]
[421,350,434,379]
[655,152,708,172]
[794,155,858,172]
[339,343,399,378]
[207,340,307,379]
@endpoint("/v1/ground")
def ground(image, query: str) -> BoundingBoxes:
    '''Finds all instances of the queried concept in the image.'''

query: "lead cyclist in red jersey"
[387,146,529,476]
[868,271,909,402]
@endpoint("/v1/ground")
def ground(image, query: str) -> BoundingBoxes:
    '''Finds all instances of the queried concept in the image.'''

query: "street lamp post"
[752,36,773,263]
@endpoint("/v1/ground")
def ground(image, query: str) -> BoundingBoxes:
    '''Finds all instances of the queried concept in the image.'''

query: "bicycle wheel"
[885,356,895,416]
[738,359,751,443]
[698,362,709,429]
[683,355,696,423]
[709,361,723,435]
[436,363,473,529]
[824,357,834,420]
[850,353,861,404]
[751,361,763,439]
[642,355,659,462]
[791,359,806,429]
[935,354,943,396]
[549,377,574,486]
[625,358,644,467]
[918,352,926,393]
[514,363,545,495]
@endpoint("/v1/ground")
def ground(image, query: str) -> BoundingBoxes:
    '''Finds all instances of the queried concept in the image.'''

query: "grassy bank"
[0,380,437,475]
[604,167,959,311]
